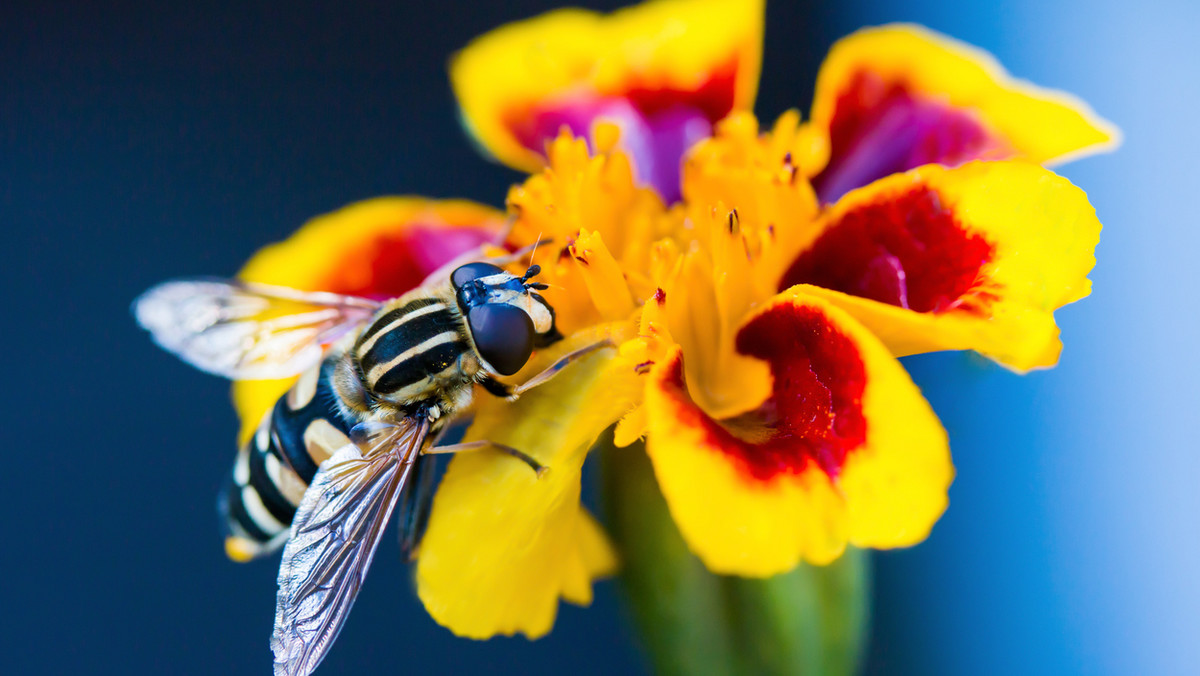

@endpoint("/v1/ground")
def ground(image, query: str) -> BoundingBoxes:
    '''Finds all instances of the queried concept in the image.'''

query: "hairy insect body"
[136,259,566,676]
[335,286,482,423]
[219,269,554,561]
[222,362,355,561]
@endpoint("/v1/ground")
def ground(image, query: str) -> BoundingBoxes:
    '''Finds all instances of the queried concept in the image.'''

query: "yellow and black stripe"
[219,295,475,561]
[220,363,353,562]
[354,298,470,401]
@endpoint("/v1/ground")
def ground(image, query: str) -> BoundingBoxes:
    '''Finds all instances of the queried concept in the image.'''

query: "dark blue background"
[4,1,1194,675]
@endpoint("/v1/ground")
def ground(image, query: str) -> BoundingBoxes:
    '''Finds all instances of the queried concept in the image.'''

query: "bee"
[135,255,603,676]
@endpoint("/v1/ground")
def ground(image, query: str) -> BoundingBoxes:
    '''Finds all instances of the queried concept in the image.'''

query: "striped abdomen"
[221,363,353,561]
[353,297,471,403]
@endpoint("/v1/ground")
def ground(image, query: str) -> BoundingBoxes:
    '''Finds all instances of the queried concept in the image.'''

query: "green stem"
[600,439,870,676]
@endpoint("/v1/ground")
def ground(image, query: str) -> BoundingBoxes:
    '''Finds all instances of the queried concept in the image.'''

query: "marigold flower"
[413,12,1113,637]
[404,119,955,631]
[219,1,1116,650]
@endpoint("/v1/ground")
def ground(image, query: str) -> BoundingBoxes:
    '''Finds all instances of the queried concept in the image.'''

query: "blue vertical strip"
[832,1,1200,675]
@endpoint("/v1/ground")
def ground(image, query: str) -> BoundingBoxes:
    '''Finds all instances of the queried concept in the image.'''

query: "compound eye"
[452,262,505,289]
[467,304,534,376]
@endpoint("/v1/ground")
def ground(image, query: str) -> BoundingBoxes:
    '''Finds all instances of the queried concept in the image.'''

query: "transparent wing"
[396,454,438,561]
[134,278,381,380]
[395,416,465,561]
[271,418,429,676]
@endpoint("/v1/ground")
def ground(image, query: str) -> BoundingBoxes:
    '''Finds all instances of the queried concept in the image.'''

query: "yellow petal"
[780,161,1102,371]
[649,218,776,420]
[560,509,620,605]
[416,322,641,639]
[643,290,951,577]
[570,229,637,321]
[506,129,673,336]
[451,0,764,173]
[613,403,649,448]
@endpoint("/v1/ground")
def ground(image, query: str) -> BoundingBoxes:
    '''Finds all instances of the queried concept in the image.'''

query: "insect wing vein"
[271,418,428,676]
[133,278,381,380]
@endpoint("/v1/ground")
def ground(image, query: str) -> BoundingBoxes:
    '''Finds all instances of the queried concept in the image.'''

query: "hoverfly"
[135,249,602,676]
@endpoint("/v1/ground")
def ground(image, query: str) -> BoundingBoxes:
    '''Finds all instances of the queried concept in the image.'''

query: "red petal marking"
[814,70,1013,202]
[501,57,741,202]
[318,224,495,299]
[659,304,866,483]
[622,56,740,122]
[503,56,741,155]
[780,186,994,314]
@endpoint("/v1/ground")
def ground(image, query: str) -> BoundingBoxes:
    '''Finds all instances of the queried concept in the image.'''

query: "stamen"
[527,232,545,269]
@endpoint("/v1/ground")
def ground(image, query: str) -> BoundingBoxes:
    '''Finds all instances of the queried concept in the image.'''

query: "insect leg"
[476,340,613,399]
[508,340,614,398]
[422,440,547,477]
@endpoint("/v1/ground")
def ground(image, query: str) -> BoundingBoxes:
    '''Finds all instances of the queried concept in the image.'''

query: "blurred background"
[3,0,1196,674]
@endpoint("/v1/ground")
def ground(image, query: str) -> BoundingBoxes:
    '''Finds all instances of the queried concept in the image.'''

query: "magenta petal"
[518,97,710,203]
[636,106,712,203]
[328,223,497,301]
[406,224,496,274]
[814,74,1013,203]
[519,97,639,154]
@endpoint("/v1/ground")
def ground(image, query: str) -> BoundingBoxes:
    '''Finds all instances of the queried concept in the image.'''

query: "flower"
[228,0,1116,644]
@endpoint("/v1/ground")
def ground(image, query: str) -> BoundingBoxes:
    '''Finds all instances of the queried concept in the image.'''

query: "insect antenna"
[521,233,547,288]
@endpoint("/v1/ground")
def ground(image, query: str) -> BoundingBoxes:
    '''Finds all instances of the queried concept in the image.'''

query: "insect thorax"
[336,286,480,420]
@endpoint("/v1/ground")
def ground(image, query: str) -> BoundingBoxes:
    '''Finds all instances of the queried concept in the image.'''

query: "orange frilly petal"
[643,290,951,576]
[809,24,1120,200]
[683,110,821,223]
[779,161,1102,371]
[506,128,678,335]
[658,226,773,420]
[681,111,824,286]
[451,0,764,192]
[416,323,640,638]
[231,197,506,441]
